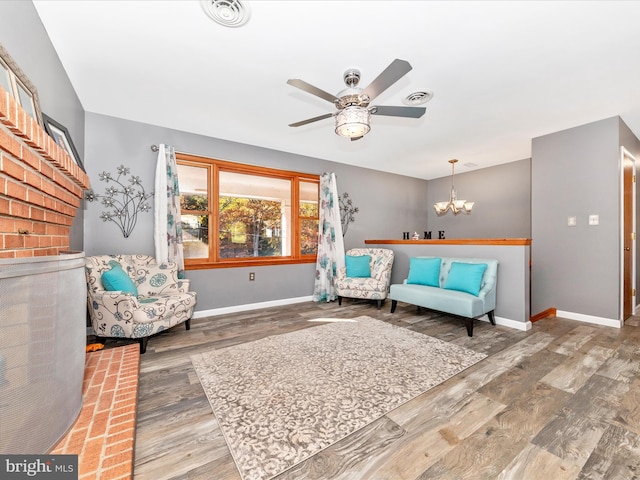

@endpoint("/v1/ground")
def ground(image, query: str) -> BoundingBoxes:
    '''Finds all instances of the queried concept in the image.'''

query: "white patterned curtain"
[313,172,345,302]
[154,144,185,278]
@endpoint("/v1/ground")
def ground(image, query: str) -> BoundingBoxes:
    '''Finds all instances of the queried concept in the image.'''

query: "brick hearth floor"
[51,343,140,479]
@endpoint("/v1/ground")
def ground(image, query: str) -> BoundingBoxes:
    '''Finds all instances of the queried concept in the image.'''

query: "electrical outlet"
[568,216,577,227]
[589,214,599,226]
[249,272,255,281]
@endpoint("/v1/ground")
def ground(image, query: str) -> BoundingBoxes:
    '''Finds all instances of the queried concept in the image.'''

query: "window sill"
[185,257,317,270]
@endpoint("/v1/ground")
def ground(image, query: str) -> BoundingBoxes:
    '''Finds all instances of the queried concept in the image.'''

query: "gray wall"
[427,159,531,239]
[83,113,429,310]
[531,117,622,319]
[0,1,85,250]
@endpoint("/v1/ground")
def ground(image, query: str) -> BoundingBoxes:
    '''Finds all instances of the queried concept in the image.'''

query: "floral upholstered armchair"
[85,254,197,353]
[335,248,395,309]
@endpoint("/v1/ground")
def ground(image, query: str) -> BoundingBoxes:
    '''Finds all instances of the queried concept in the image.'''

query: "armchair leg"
[338,296,342,306]
[391,300,397,313]
[465,318,474,337]
[139,337,149,354]
[488,310,496,325]
[376,299,383,310]
[185,319,191,331]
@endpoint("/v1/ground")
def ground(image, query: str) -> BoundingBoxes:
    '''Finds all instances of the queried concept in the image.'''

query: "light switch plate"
[589,214,599,226]
[568,216,577,226]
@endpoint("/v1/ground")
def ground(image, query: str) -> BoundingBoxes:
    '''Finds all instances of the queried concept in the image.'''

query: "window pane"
[182,214,209,258]
[219,171,291,258]
[0,62,11,94]
[299,181,319,217]
[16,81,35,119]
[178,164,208,211]
[300,219,318,255]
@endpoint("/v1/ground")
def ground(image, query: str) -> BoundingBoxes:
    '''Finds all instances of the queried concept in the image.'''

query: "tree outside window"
[176,155,319,268]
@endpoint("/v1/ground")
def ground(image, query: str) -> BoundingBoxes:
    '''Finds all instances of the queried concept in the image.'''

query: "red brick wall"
[0,85,90,258]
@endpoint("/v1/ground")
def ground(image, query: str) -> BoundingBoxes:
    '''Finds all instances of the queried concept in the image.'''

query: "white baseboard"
[480,315,532,331]
[556,310,622,328]
[193,296,314,318]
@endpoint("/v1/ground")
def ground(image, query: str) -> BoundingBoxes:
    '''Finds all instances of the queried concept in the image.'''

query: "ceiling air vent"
[201,0,251,28]
[402,90,434,106]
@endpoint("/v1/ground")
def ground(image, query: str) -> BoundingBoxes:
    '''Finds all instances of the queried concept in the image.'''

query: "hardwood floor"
[126,300,640,479]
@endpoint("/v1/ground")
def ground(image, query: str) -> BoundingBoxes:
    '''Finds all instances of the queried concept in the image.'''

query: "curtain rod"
[149,144,322,178]
[150,144,189,156]
[151,144,188,155]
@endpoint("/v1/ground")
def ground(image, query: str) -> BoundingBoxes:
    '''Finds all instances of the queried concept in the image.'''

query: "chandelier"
[434,159,474,216]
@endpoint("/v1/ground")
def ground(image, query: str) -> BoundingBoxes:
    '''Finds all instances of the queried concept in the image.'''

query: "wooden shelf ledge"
[365,238,532,246]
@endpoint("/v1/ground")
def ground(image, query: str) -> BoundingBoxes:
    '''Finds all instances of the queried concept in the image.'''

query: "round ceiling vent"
[402,90,434,106]
[201,0,251,28]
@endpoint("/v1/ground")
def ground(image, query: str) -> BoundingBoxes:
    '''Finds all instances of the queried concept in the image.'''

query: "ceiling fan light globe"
[335,106,371,138]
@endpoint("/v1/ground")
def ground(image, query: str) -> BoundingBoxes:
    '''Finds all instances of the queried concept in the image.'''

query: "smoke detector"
[402,90,434,106]
[201,0,251,27]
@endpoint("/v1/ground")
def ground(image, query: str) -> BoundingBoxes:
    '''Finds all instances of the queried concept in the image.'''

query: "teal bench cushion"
[407,257,441,287]
[443,262,487,296]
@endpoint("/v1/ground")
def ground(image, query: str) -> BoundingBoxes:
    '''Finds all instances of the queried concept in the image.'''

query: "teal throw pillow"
[345,255,371,278]
[101,264,139,297]
[443,262,488,296]
[407,257,441,287]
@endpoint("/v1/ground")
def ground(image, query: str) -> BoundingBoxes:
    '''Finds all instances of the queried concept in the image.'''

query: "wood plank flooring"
[123,300,640,479]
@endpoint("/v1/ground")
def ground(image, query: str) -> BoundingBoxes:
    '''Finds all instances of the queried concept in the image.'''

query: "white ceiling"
[33,0,640,180]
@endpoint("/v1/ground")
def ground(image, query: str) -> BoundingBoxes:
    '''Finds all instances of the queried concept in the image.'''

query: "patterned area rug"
[191,316,487,480]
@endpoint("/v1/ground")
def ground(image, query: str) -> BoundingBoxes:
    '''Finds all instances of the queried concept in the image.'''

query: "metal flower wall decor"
[84,165,154,238]
[339,192,359,236]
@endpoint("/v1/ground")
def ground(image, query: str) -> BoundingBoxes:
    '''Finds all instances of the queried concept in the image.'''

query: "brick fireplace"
[0,83,92,454]
[0,84,89,256]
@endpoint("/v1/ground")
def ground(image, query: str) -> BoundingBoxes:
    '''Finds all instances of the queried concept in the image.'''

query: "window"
[0,43,43,126]
[177,154,319,269]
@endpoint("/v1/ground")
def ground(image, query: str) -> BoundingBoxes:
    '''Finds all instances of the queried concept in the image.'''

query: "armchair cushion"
[135,261,182,296]
[101,263,139,296]
[345,254,371,278]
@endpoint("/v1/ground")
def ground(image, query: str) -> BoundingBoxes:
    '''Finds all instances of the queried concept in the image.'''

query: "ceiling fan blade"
[361,59,413,102]
[371,105,426,118]
[289,112,334,127]
[287,79,340,104]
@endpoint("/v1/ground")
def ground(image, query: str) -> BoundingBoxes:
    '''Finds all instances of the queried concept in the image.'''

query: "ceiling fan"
[287,59,426,141]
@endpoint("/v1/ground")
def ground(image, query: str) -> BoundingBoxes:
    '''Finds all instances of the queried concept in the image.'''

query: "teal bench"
[389,256,498,336]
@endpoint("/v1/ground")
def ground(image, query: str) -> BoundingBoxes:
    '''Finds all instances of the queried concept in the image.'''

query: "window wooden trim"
[177,153,319,269]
